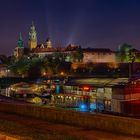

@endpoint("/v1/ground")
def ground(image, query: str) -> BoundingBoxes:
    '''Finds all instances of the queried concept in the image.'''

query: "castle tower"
[28,22,37,49]
[45,38,52,49]
[14,33,24,58]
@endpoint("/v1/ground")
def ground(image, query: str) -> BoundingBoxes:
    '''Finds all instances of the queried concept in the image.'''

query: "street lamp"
[128,51,136,80]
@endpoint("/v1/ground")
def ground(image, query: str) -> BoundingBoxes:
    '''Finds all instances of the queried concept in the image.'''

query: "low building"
[0,65,16,77]
[64,77,140,115]
[112,79,140,115]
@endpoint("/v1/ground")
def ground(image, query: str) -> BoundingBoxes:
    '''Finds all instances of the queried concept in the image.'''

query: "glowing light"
[108,63,119,69]
[90,103,96,110]
[83,86,90,91]
[79,103,88,111]
[80,104,86,109]
[32,97,42,104]
[43,72,46,76]
[60,71,64,76]
[56,85,60,93]
[47,80,51,83]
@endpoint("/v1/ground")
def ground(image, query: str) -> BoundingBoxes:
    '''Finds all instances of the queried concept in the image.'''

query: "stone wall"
[0,102,140,137]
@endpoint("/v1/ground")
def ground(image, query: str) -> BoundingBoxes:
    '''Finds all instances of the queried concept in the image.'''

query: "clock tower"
[28,22,37,49]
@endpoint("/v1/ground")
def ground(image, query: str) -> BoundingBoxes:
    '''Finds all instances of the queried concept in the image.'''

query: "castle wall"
[83,52,117,63]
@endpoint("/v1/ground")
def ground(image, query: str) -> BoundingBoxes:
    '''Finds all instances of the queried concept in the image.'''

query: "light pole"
[128,51,136,80]
[128,51,136,115]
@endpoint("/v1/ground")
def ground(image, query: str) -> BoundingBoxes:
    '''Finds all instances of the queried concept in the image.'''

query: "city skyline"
[0,0,140,55]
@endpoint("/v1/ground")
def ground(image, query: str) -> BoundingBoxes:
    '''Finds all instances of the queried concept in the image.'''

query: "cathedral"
[14,22,140,64]
[14,33,24,58]
[14,22,53,59]
[28,22,38,49]
[14,22,117,63]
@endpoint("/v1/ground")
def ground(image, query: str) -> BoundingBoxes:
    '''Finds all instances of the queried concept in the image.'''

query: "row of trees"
[117,43,140,62]
[6,46,84,77]
[8,54,72,77]
[0,43,140,77]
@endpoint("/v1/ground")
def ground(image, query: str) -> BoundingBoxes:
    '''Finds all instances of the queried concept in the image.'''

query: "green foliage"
[8,53,72,77]
[73,46,83,62]
[135,54,140,62]
[0,55,8,64]
[117,43,133,62]
[9,56,30,76]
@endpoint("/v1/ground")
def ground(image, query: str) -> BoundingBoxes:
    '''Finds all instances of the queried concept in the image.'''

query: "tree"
[0,55,8,64]
[9,52,72,77]
[73,46,84,62]
[43,53,72,75]
[28,57,44,77]
[9,56,30,77]
[7,55,16,65]
[117,43,133,62]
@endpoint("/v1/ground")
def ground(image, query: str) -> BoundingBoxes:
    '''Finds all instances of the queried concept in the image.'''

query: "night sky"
[0,0,140,55]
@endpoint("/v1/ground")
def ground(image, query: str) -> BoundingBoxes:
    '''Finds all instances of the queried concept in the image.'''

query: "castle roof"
[30,47,65,53]
[83,48,113,53]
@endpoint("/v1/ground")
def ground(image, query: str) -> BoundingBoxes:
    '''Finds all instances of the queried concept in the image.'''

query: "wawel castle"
[14,23,140,64]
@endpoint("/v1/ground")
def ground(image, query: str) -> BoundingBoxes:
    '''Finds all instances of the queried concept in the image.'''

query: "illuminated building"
[64,78,129,112]
[28,22,37,49]
[51,93,90,111]
[83,48,116,63]
[63,77,140,115]
[14,33,24,59]
[14,23,140,64]
[45,38,52,49]
[112,79,140,115]
[30,44,79,61]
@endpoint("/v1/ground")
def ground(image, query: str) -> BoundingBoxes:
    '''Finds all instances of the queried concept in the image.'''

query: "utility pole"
[128,51,136,80]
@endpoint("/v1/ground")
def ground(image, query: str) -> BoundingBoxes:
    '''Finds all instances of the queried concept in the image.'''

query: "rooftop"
[65,78,129,87]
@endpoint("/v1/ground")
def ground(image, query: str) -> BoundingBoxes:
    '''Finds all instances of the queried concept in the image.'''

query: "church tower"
[14,33,24,58]
[28,22,37,49]
[45,38,52,49]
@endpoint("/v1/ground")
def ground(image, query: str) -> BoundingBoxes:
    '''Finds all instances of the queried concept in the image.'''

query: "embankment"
[0,102,139,137]
[0,133,17,140]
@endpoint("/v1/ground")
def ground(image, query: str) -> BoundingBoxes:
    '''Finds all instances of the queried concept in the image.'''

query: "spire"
[28,22,37,49]
[29,21,37,41]
[45,38,52,48]
[17,32,24,48]
[19,32,22,40]
[32,21,34,26]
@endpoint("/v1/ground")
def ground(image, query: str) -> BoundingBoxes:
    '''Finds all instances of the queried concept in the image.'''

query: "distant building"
[14,33,24,59]
[82,48,116,63]
[28,22,37,49]
[45,38,53,49]
[0,65,15,77]
[64,77,140,115]
[112,79,140,115]
[63,77,129,112]
[14,22,140,64]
